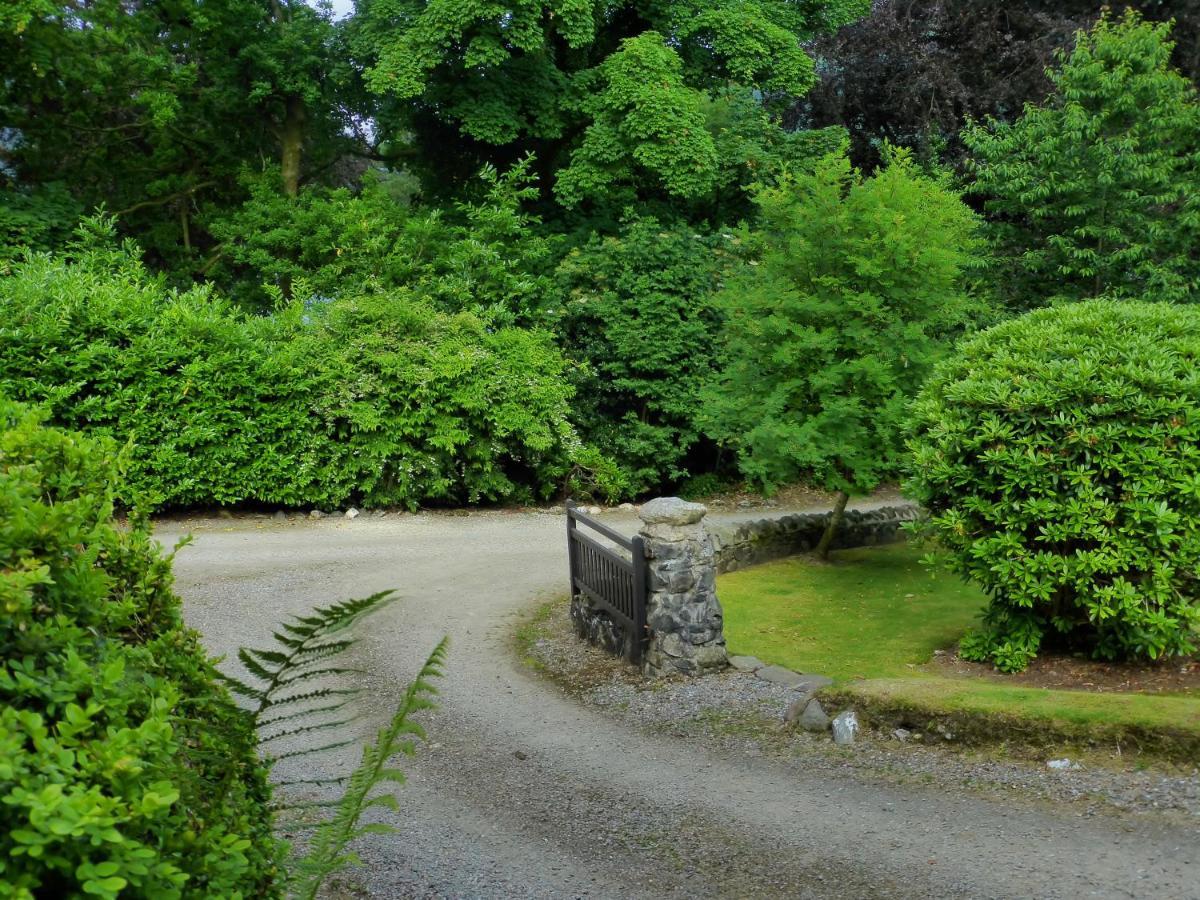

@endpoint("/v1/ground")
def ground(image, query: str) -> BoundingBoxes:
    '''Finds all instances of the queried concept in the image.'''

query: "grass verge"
[719,543,1200,763]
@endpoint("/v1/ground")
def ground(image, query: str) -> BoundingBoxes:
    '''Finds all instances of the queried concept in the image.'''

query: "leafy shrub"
[0,402,281,898]
[963,11,1200,309]
[907,300,1200,671]
[209,161,555,324]
[554,218,734,494]
[0,223,586,510]
[702,149,983,498]
[296,290,580,507]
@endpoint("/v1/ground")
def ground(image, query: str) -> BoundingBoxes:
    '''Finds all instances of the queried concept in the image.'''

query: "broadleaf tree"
[350,0,870,220]
[702,149,983,557]
[0,0,350,273]
[963,11,1200,308]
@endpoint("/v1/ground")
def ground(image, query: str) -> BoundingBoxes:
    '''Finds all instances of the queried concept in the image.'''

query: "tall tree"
[793,1,1200,171]
[349,0,869,221]
[0,0,350,272]
[964,11,1200,308]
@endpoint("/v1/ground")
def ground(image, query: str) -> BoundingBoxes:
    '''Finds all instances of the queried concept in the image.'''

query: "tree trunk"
[814,490,850,561]
[179,204,191,251]
[280,94,305,198]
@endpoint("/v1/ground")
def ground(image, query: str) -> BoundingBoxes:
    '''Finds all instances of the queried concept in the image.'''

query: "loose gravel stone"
[799,698,832,733]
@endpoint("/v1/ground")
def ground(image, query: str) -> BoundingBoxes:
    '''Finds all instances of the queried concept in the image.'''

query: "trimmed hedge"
[907,300,1200,671]
[0,403,282,897]
[0,245,582,510]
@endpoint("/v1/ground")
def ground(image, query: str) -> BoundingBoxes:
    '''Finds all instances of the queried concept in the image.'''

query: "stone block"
[729,655,764,672]
[638,497,707,525]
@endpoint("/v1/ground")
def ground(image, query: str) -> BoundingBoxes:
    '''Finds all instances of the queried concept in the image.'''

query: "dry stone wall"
[711,504,920,574]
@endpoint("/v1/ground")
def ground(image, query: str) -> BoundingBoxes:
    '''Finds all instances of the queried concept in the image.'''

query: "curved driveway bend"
[160,506,1200,899]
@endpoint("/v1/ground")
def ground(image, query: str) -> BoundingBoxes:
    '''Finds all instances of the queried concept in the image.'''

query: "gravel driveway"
[158,504,1200,899]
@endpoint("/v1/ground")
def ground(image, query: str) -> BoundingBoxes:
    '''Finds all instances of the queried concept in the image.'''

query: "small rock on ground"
[798,698,831,732]
[730,655,765,673]
[832,710,860,746]
[756,665,809,688]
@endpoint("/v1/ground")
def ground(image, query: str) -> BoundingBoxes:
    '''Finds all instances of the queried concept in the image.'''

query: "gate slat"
[566,502,647,662]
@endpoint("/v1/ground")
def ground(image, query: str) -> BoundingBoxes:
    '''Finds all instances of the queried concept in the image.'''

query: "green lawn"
[719,543,1200,760]
[721,543,986,680]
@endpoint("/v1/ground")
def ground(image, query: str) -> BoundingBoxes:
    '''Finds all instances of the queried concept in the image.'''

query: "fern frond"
[274,776,348,789]
[269,738,359,762]
[259,715,361,745]
[275,665,366,687]
[287,638,448,900]
[265,687,360,709]
[257,698,355,730]
[227,590,395,724]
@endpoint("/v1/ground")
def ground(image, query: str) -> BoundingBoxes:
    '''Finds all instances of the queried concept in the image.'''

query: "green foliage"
[286,640,448,900]
[294,290,579,508]
[217,592,448,899]
[906,300,1200,671]
[554,217,734,494]
[702,149,983,496]
[0,220,584,510]
[353,0,869,218]
[0,0,351,271]
[210,160,556,323]
[0,403,281,898]
[0,184,81,266]
[555,32,719,208]
[963,11,1200,308]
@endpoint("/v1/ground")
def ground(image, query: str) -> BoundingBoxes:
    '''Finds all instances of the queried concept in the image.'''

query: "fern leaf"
[257,699,355,730]
[259,716,360,745]
[287,638,448,900]
[269,738,359,762]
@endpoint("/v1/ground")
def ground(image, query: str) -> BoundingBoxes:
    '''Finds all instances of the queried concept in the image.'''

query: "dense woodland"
[2,1,1199,508]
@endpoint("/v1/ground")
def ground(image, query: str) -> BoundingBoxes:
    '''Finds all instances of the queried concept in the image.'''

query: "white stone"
[831,710,860,745]
[344,507,360,519]
[1046,758,1081,771]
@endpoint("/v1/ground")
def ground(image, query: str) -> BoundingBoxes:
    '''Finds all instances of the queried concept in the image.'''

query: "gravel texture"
[158,501,1200,899]
[530,598,1200,818]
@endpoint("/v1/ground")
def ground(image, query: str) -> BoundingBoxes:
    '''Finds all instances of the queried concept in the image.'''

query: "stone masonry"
[638,497,729,677]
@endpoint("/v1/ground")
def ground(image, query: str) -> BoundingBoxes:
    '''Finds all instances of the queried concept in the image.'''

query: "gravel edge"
[518,597,1200,824]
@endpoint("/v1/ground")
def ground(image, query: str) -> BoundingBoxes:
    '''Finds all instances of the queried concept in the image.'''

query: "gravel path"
[158,503,1200,899]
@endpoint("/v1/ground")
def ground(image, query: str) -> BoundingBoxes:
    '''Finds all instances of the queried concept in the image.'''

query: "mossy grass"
[720,543,1200,762]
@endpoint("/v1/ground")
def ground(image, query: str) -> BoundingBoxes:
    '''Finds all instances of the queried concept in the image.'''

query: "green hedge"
[0,244,582,510]
[0,403,282,897]
[907,300,1200,671]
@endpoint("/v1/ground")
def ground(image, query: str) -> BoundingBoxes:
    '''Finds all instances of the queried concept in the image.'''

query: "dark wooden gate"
[566,501,648,662]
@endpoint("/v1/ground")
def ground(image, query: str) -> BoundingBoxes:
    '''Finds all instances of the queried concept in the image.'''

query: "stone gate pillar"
[638,498,729,676]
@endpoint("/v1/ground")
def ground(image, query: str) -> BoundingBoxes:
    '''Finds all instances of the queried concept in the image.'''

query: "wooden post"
[631,534,647,664]
[565,500,578,604]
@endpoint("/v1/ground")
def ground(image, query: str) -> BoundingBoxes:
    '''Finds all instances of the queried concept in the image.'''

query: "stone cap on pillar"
[637,496,707,526]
